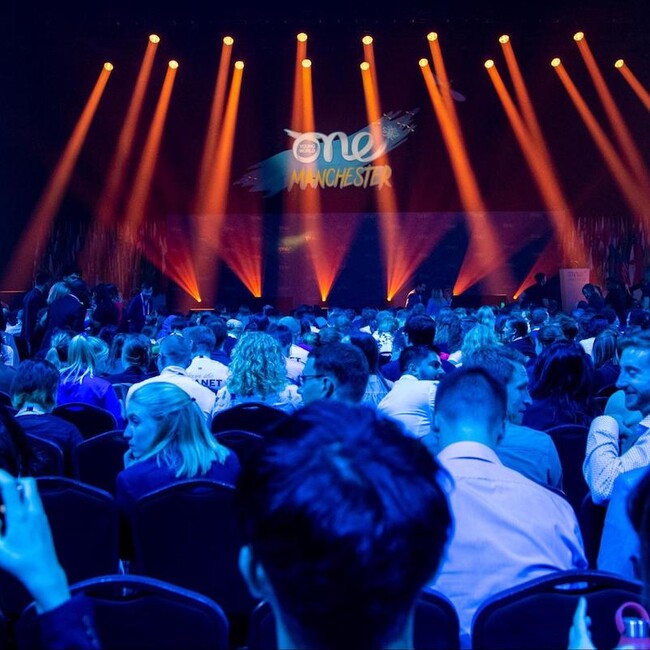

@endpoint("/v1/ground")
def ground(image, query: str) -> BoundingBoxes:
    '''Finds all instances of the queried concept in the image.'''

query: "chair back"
[472,569,643,649]
[15,574,229,650]
[130,480,257,619]
[545,424,590,515]
[210,402,287,435]
[75,429,128,496]
[0,477,119,617]
[26,434,65,477]
[214,429,264,467]
[578,493,608,569]
[52,402,118,440]
[246,590,460,650]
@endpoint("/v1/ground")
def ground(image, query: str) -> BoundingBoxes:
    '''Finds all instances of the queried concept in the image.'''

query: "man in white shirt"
[183,325,229,393]
[377,345,444,438]
[427,367,586,647]
[584,330,650,504]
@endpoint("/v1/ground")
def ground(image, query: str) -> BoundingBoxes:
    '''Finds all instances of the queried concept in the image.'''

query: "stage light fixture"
[484,59,495,69]
[499,34,510,44]
[427,32,438,41]
[234,61,244,70]
[360,61,370,71]
[615,59,625,68]
[551,58,561,67]
[302,59,312,68]
[223,36,234,46]
[297,32,308,42]
[149,34,160,44]
[362,35,373,45]
[103,62,114,71]
[418,58,428,68]
[573,31,584,41]
[169,60,179,69]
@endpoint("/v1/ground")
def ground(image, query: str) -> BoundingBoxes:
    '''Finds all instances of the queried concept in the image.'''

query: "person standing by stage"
[123,283,155,333]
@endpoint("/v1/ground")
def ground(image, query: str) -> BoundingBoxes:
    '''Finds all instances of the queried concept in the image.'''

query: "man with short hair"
[428,367,586,645]
[184,325,229,393]
[204,317,231,366]
[463,345,563,489]
[377,345,445,439]
[236,400,452,649]
[381,314,437,382]
[126,334,217,423]
[21,270,50,357]
[124,283,154,333]
[298,342,369,405]
[584,330,650,504]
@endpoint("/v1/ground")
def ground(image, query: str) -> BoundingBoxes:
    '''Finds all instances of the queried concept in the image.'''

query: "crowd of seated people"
[3,270,650,647]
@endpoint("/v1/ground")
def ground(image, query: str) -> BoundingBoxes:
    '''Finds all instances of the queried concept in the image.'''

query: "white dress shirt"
[376,375,437,438]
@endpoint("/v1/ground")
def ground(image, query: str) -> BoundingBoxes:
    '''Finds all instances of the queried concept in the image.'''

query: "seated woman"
[522,340,598,430]
[349,331,393,407]
[592,328,620,395]
[117,382,239,516]
[56,334,123,426]
[106,334,155,385]
[215,331,301,413]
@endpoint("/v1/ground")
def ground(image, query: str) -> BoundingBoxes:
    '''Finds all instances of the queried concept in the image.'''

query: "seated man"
[236,400,452,649]
[378,345,444,439]
[428,366,586,646]
[183,325,229,393]
[298,342,369,405]
[11,359,83,475]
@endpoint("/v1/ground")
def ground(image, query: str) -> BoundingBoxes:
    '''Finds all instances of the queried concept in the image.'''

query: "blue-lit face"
[617,347,650,416]
[124,401,160,459]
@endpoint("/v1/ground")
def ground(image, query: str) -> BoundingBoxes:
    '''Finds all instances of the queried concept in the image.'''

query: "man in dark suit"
[124,283,154,333]
[21,271,50,357]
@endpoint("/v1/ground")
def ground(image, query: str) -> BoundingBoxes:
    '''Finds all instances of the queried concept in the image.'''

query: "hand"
[0,470,70,612]
[568,597,596,650]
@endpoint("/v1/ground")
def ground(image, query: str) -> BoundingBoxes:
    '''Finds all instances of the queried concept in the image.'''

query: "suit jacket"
[40,295,85,351]
[21,287,47,354]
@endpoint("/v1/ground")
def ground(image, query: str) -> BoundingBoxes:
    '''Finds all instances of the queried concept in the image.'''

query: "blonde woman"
[215,331,301,413]
[118,382,239,513]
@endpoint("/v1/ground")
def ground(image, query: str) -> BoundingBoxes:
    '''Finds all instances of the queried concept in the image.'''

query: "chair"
[214,429,264,467]
[578,493,608,569]
[75,429,128,496]
[0,477,119,617]
[210,402,288,435]
[52,402,118,440]
[15,574,230,650]
[472,569,643,650]
[130,480,257,624]
[246,589,460,650]
[27,434,65,477]
[545,424,590,515]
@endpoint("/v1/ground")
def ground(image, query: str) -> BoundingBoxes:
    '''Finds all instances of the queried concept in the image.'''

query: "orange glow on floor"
[2,64,112,292]
[576,37,650,198]
[123,63,178,234]
[195,38,234,213]
[554,62,650,229]
[618,62,650,112]
[486,61,586,267]
[420,61,511,296]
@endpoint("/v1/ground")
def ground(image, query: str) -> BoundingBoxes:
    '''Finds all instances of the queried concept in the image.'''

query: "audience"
[184,325,229,393]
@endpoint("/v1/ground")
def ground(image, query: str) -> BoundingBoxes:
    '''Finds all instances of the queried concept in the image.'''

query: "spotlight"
[484,59,495,69]
[302,59,312,68]
[168,60,179,69]
[223,36,234,46]
[615,59,625,68]
[418,58,429,68]
[551,57,561,67]
[149,34,160,44]
[103,62,114,71]
[362,35,373,45]
[234,61,244,70]
[573,31,584,41]
[499,34,510,44]
[297,32,308,42]
[427,32,438,41]
[360,61,370,71]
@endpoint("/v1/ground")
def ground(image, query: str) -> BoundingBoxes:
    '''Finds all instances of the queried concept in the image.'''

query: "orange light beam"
[553,61,650,229]
[576,37,650,195]
[123,62,179,235]
[427,32,460,125]
[486,61,585,266]
[617,60,650,112]
[360,62,405,301]
[2,63,112,291]
[420,59,510,296]
[96,37,159,226]
[195,36,234,213]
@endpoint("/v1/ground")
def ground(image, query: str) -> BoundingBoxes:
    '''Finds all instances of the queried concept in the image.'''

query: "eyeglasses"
[298,374,327,386]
